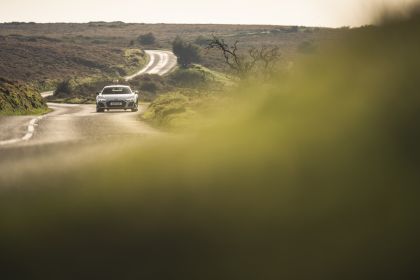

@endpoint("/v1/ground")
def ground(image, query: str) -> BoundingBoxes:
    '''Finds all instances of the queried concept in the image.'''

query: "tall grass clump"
[2,8,420,280]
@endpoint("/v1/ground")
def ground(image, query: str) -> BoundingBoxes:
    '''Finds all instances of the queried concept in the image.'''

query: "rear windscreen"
[102,87,131,95]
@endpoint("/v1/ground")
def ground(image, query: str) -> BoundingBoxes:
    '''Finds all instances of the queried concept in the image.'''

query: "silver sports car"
[96,85,139,113]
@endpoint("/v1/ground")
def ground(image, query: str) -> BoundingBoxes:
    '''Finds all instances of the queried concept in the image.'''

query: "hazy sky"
[0,0,418,27]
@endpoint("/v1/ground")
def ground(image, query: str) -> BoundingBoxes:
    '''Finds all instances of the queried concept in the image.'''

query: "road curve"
[0,50,176,149]
[125,50,177,80]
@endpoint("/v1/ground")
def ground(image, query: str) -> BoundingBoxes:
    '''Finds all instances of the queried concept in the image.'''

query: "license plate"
[110,102,122,106]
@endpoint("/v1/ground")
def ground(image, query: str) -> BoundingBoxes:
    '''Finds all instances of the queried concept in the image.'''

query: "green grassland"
[1,9,420,279]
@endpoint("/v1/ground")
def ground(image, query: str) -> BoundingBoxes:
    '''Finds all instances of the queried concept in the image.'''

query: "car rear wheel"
[96,108,104,113]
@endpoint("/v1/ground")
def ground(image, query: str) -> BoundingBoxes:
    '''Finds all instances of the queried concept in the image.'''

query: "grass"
[142,91,228,129]
[142,92,194,128]
[191,64,235,86]
[141,65,233,128]
[2,10,420,279]
[120,48,148,76]
[0,78,48,114]
[109,47,148,77]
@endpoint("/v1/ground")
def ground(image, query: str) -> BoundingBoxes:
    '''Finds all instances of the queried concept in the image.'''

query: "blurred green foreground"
[2,10,420,280]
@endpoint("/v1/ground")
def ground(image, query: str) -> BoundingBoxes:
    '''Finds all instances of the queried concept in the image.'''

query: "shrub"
[0,78,47,113]
[143,92,190,126]
[140,81,159,93]
[172,36,201,68]
[168,68,207,88]
[137,32,156,45]
[54,80,72,96]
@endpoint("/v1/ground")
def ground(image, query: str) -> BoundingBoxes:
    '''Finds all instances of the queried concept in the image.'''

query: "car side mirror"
[96,92,100,95]
[134,90,139,94]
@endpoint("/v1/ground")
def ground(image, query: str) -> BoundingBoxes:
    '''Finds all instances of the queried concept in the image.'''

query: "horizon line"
[0,20,350,29]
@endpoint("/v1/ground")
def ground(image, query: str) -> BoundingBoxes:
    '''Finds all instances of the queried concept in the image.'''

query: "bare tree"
[259,46,282,79]
[207,36,281,79]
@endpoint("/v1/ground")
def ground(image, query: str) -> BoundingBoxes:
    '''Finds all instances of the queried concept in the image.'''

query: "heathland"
[0,22,338,114]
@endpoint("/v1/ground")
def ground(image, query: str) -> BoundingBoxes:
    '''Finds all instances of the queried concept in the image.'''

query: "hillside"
[0,22,338,79]
[0,34,146,85]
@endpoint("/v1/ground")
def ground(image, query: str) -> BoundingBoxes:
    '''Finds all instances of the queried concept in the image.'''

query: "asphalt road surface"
[0,50,177,176]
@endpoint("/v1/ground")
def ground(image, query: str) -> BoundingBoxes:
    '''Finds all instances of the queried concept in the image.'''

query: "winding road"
[0,50,177,169]
[125,50,177,80]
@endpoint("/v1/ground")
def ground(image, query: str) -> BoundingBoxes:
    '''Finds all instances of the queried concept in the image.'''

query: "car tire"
[131,107,138,112]
[96,108,104,113]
